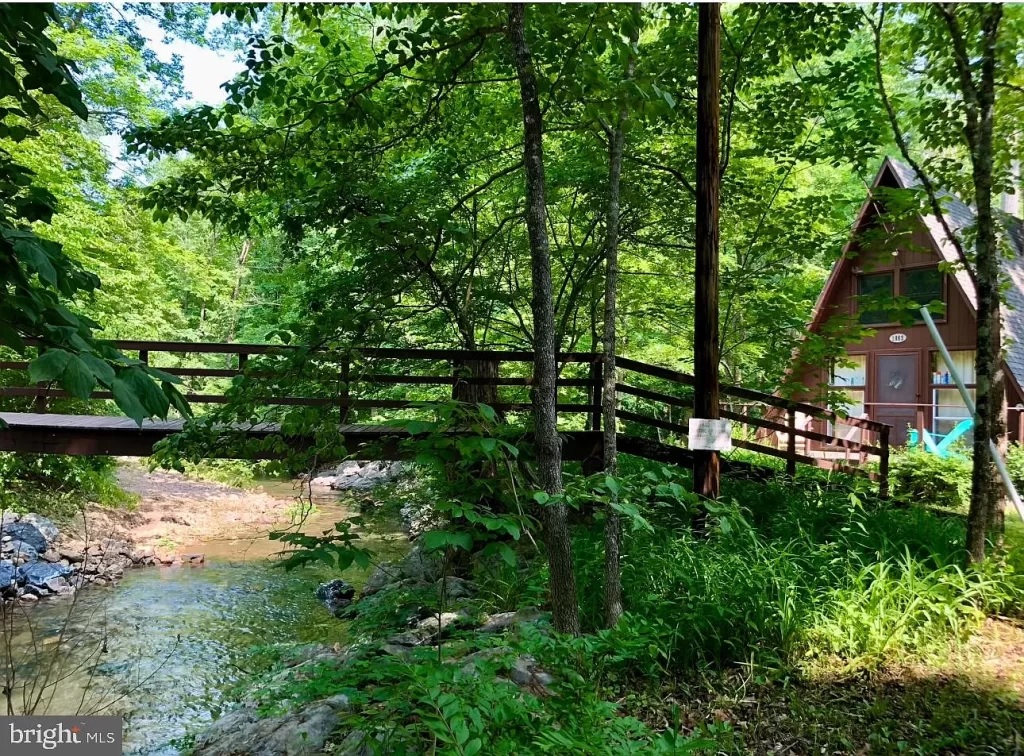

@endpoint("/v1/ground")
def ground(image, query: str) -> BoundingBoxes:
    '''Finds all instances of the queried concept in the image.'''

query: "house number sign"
[889,333,908,343]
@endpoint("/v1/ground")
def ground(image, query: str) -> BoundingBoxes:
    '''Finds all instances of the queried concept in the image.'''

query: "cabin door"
[873,353,918,445]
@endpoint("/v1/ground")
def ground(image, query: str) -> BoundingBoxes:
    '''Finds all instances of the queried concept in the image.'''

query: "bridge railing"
[0,341,603,426]
[0,341,890,493]
[612,357,891,496]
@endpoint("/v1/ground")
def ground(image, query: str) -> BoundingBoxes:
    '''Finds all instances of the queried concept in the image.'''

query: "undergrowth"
[0,452,136,519]
[220,449,1024,753]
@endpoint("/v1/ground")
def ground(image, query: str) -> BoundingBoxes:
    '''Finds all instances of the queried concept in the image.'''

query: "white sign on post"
[688,418,733,451]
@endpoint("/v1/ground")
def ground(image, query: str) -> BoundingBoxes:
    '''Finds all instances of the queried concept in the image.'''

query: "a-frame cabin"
[790,157,1024,449]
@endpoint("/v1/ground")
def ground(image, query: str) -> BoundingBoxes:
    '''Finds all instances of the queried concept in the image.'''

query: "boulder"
[328,461,403,492]
[399,500,442,539]
[435,576,476,600]
[101,538,133,557]
[315,579,356,616]
[20,514,59,544]
[510,655,554,692]
[1,522,47,553]
[359,564,398,597]
[401,543,443,583]
[192,697,347,756]
[478,607,544,634]
[17,562,73,589]
[2,540,39,564]
[0,512,19,527]
[388,611,469,647]
[39,549,61,563]
[0,560,16,590]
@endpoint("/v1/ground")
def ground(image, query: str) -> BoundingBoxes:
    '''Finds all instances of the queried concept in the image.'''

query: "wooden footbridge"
[0,341,891,494]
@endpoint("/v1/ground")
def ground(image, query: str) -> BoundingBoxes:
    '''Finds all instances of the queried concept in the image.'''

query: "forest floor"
[64,464,296,557]
[649,617,1024,753]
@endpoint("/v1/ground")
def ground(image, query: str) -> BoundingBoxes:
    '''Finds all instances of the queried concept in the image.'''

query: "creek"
[2,480,405,755]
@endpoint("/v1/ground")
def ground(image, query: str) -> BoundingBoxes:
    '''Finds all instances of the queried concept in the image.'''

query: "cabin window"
[857,273,894,324]
[831,354,866,438]
[930,350,975,442]
[903,267,944,320]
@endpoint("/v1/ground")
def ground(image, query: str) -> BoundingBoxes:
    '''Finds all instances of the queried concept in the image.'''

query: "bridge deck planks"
[0,413,602,461]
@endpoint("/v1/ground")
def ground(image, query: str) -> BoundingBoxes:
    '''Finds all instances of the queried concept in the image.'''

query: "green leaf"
[110,377,147,425]
[121,367,170,418]
[29,349,69,382]
[604,475,620,495]
[79,352,115,386]
[60,354,96,399]
[163,383,193,418]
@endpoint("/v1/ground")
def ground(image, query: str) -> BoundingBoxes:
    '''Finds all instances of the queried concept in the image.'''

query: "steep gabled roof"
[886,157,1024,392]
[811,157,1024,393]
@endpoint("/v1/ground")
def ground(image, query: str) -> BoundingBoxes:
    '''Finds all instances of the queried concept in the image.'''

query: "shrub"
[889,446,971,511]
[0,453,134,519]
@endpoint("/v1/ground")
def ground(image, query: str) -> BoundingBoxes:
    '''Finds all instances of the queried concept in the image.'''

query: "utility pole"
[693,2,721,500]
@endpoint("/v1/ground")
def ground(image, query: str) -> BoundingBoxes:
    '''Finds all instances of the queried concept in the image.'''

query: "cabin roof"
[816,157,1024,391]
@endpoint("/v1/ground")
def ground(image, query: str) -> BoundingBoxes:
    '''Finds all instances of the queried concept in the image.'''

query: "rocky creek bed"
[191,539,554,756]
[0,511,165,602]
[0,461,410,755]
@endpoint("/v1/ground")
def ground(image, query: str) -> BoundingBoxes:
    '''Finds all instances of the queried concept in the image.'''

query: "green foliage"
[889,446,973,512]
[570,472,1022,672]
[0,452,135,519]
[1003,443,1024,493]
[811,553,1020,668]
[269,518,374,573]
[0,4,192,423]
[394,402,535,571]
[239,640,718,755]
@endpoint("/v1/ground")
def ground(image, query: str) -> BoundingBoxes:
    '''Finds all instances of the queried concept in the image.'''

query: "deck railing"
[0,341,890,493]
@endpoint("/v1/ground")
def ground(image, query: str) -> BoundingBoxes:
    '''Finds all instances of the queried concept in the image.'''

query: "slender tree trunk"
[508,2,580,636]
[602,11,638,629]
[693,3,722,503]
[936,4,1005,563]
[226,237,252,346]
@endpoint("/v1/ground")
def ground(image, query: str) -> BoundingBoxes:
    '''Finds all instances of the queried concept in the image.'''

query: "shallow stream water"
[2,481,405,755]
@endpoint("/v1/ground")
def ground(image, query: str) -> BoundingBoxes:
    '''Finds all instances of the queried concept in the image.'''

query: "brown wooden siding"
[793,184,1023,447]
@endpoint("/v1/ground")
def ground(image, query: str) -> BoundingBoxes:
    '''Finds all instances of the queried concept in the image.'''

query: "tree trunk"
[452,358,500,408]
[226,238,252,347]
[693,3,722,504]
[957,4,1005,564]
[507,2,580,636]
[602,10,638,630]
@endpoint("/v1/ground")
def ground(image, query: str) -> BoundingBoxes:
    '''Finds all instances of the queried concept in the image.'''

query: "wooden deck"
[0,412,603,461]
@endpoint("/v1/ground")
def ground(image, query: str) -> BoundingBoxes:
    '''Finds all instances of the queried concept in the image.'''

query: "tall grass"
[572,469,1023,674]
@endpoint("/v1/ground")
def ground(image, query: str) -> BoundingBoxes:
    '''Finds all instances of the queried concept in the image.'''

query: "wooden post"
[340,358,351,424]
[1017,407,1023,444]
[916,408,925,445]
[590,358,602,432]
[34,345,47,413]
[139,350,149,366]
[786,408,797,478]
[693,2,722,500]
[879,424,891,499]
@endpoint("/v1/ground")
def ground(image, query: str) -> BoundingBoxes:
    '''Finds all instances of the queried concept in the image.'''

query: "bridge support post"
[589,358,602,432]
[340,358,351,424]
[786,408,796,477]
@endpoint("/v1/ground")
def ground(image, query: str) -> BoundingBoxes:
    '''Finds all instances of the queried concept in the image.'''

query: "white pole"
[920,306,1024,521]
